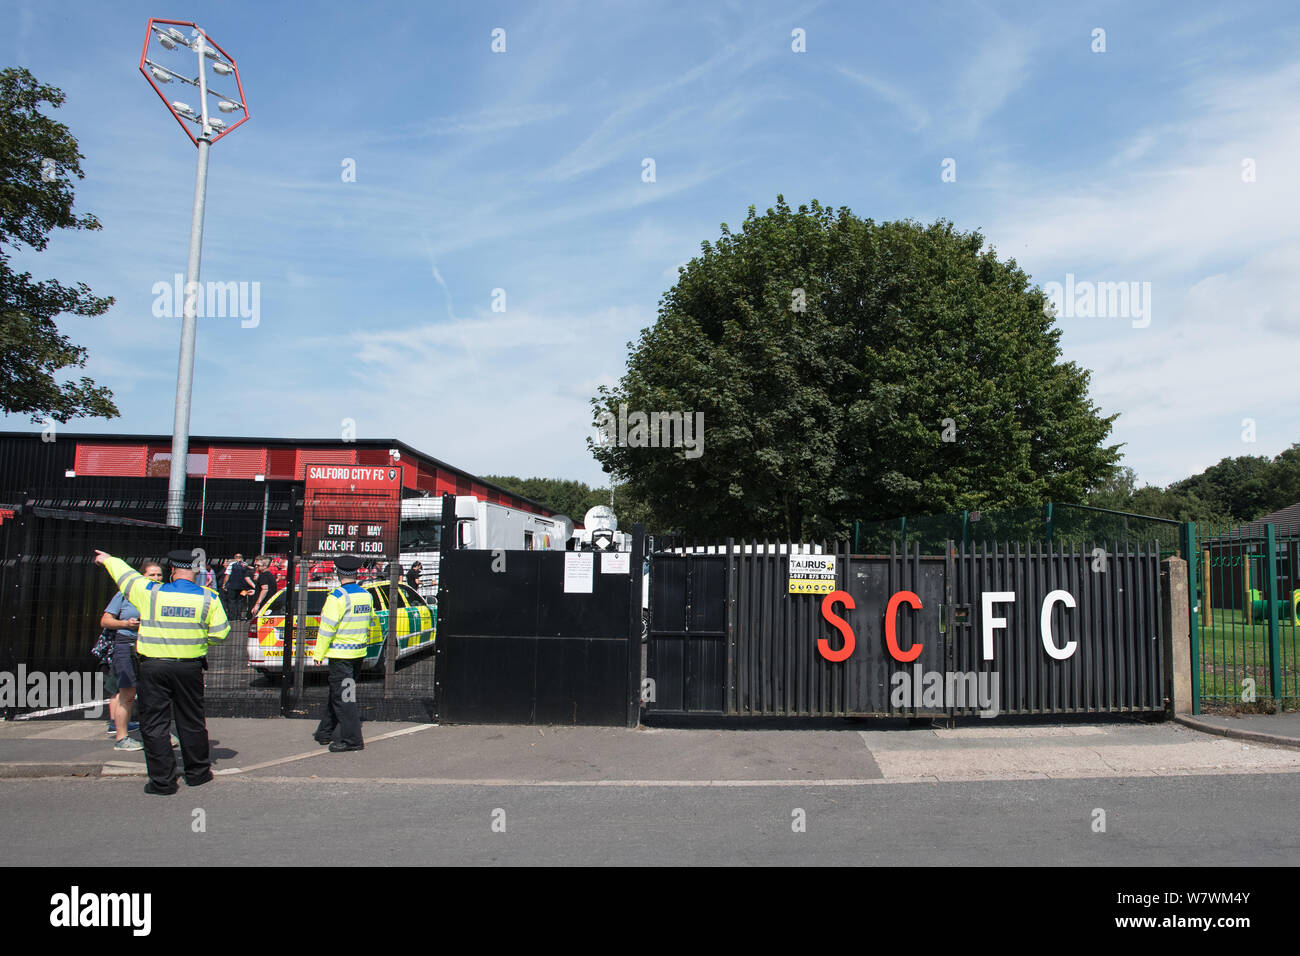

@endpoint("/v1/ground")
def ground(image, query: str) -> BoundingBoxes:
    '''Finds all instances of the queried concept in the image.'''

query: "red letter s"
[819,589,856,662]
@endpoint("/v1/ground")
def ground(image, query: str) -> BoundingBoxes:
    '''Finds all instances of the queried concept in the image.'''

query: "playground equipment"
[1246,587,1300,625]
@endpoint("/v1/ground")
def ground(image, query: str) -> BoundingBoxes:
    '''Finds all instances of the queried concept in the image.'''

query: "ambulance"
[246,579,435,675]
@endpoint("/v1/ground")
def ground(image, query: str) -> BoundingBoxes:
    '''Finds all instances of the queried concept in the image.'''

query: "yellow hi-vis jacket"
[312,583,374,662]
[103,555,230,659]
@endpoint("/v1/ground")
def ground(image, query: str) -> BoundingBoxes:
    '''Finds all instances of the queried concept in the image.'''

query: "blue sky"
[3,1,1298,492]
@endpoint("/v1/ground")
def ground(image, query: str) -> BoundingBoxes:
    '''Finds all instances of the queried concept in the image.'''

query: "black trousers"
[136,657,211,790]
[315,658,363,747]
[222,592,246,620]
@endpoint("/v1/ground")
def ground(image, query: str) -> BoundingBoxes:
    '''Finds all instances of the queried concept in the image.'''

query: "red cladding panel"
[75,444,147,477]
[267,449,296,480]
[357,449,391,466]
[293,448,356,480]
[208,447,267,479]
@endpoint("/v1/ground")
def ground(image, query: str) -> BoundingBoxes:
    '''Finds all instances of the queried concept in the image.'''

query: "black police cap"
[334,555,363,573]
[167,548,201,570]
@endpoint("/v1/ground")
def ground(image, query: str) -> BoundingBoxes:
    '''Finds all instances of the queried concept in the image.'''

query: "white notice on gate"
[564,552,594,593]
[601,552,630,574]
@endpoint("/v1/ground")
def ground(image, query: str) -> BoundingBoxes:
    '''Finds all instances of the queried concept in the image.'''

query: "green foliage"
[0,67,117,423]
[482,475,610,522]
[1093,444,1300,524]
[591,197,1120,539]
[1170,454,1276,521]
[1085,466,1138,512]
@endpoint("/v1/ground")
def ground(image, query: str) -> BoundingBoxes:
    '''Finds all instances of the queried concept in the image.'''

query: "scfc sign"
[816,588,1080,664]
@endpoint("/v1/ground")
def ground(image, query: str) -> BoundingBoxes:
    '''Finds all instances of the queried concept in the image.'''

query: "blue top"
[161,579,206,595]
[104,592,143,645]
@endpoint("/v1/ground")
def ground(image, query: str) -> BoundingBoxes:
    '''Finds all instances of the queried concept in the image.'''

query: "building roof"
[1235,501,1300,538]
[0,431,556,516]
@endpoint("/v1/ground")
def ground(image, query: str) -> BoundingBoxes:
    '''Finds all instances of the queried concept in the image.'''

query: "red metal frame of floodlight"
[138,17,250,147]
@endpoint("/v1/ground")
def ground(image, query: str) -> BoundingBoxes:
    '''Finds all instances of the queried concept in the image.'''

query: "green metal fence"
[852,503,1181,555]
[1183,519,1300,713]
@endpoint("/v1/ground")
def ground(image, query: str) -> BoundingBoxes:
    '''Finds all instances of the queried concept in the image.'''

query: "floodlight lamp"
[157,33,177,50]
[217,99,239,113]
[212,61,233,76]
[151,67,172,83]
[171,101,195,116]
[165,27,187,42]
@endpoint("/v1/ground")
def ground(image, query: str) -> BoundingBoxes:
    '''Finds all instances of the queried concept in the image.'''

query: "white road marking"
[212,723,434,775]
[208,764,1300,787]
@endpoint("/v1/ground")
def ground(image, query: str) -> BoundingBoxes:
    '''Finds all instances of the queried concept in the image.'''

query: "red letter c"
[885,590,924,663]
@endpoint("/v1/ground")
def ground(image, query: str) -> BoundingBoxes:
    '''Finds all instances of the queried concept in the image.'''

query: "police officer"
[311,554,374,752]
[94,547,230,795]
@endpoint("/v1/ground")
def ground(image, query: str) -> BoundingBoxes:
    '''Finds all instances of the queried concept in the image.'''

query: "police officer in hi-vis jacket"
[94,547,230,795]
[311,554,374,752]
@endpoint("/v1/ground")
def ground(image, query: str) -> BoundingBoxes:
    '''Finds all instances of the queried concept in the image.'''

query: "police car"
[246,580,436,674]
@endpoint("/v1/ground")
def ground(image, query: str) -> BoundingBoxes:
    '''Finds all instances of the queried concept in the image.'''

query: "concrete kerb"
[1174,714,1300,751]
[0,763,106,778]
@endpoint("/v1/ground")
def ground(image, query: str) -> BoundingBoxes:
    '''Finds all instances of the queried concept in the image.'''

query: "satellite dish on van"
[584,505,618,533]
[551,514,575,541]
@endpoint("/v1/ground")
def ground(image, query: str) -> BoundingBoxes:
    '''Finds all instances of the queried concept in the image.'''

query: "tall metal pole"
[166,32,213,526]
[259,482,269,555]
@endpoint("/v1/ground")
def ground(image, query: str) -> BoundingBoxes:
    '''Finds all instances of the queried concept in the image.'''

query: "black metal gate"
[434,509,645,726]
[645,546,728,713]
[647,538,1165,718]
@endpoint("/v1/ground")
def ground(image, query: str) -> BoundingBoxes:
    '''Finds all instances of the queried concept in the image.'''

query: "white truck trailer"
[399,495,572,601]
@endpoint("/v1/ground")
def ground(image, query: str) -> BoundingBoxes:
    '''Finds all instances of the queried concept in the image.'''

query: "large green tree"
[0,67,117,422]
[1168,454,1275,521]
[590,197,1120,538]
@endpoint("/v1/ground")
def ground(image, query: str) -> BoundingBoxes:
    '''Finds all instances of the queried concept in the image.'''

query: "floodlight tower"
[139,19,249,525]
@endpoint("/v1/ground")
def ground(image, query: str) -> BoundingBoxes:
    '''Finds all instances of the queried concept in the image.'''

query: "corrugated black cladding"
[647,538,1166,718]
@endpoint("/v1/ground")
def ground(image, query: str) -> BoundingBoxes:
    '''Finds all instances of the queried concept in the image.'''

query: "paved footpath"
[2,712,1299,785]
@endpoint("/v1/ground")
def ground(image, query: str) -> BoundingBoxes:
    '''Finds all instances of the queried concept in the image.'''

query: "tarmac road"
[1,772,1296,866]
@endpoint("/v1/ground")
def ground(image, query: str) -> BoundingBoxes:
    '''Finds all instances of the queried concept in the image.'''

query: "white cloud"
[835,67,930,131]
[973,58,1300,487]
[988,61,1300,275]
[949,24,1034,139]
[335,306,651,483]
